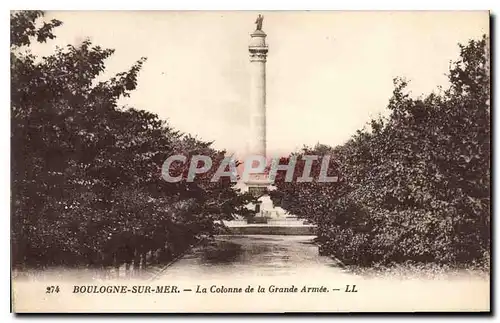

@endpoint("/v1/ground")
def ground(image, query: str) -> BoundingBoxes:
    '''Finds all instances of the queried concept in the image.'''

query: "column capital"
[249,28,268,61]
[249,46,268,62]
[249,52,267,62]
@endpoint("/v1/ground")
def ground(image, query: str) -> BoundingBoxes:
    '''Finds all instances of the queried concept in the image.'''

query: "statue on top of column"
[255,14,264,31]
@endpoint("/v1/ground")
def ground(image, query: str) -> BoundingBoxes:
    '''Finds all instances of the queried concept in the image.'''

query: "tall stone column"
[245,28,269,193]
[248,29,268,159]
[229,17,305,224]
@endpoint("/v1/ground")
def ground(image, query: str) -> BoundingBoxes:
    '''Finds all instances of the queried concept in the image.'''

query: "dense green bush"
[11,11,254,270]
[271,35,490,268]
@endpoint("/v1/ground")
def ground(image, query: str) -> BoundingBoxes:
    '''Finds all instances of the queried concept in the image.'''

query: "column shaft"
[250,59,266,158]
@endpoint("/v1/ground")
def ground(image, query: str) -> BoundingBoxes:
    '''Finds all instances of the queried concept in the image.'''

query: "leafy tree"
[11,11,254,270]
[272,35,490,268]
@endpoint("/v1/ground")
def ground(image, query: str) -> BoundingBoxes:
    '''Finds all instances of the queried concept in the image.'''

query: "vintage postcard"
[11,10,490,313]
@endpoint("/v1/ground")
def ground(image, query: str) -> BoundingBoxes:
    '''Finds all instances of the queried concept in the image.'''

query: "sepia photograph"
[10,10,490,313]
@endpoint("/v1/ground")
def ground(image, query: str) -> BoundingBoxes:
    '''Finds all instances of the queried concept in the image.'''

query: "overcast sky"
[38,11,489,157]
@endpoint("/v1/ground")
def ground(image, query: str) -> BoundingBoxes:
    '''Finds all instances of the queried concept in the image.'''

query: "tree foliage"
[11,11,254,270]
[271,35,490,268]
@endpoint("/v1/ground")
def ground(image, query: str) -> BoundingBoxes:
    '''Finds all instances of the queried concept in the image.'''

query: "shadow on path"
[157,235,342,279]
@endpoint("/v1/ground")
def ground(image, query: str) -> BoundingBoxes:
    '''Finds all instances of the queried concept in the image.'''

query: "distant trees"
[271,35,490,268]
[11,11,254,271]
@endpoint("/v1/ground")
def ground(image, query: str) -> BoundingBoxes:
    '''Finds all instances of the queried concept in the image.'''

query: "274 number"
[45,285,60,294]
